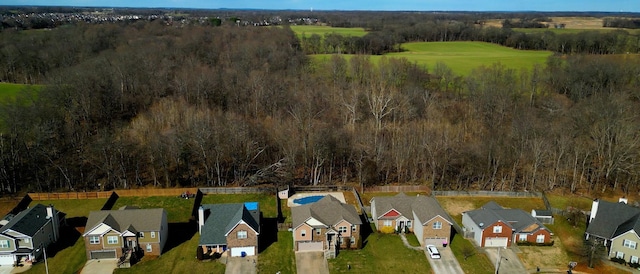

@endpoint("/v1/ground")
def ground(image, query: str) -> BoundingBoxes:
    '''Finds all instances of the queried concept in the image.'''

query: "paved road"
[425,246,465,274]
[80,259,117,274]
[295,251,329,274]
[484,248,526,274]
[225,256,257,274]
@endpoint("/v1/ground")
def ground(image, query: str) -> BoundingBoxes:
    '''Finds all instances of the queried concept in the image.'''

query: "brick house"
[370,193,455,247]
[198,202,260,257]
[462,201,553,248]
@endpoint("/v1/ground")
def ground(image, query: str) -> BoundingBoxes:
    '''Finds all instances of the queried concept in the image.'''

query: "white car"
[426,245,441,259]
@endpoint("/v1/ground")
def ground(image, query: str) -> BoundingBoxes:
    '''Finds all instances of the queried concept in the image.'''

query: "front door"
[126,238,137,250]
[399,221,405,231]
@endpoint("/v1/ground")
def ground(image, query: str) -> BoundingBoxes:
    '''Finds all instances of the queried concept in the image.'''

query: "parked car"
[426,245,440,259]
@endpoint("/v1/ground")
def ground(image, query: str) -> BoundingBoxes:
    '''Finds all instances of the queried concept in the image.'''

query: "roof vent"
[620,197,628,204]
[479,222,484,227]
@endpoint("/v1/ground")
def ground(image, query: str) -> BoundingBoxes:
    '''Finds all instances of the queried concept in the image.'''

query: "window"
[89,236,100,244]
[433,221,442,230]
[632,256,639,264]
[383,220,392,227]
[151,232,156,239]
[0,240,9,248]
[350,237,356,244]
[107,236,118,244]
[237,230,248,239]
[139,232,144,238]
[146,244,152,252]
[316,228,321,235]
[23,239,29,244]
[338,226,348,234]
[519,234,527,242]
[623,239,637,249]
[339,237,344,244]
[407,221,412,228]
[536,234,545,243]
[493,226,502,233]
[616,251,625,259]
[300,229,306,237]
[352,225,357,232]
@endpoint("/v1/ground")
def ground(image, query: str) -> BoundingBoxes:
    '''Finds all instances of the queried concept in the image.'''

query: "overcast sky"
[2,0,639,12]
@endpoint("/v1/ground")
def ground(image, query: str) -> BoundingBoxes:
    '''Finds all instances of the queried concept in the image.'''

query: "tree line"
[0,20,639,195]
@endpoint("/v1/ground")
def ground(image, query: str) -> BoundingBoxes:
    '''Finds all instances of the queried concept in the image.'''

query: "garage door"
[230,246,255,257]
[91,250,117,259]
[298,241,323,252]
[0,254,14,266]
[485,237,508,247]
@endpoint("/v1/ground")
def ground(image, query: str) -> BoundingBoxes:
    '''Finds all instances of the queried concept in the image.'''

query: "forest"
[0,10,639,195]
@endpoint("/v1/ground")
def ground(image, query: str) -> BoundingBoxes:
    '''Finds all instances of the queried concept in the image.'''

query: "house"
[83,207,168,260]
[198,202,260,257]
[586,198,640,264]
[291,195,362,258]
[370,193,455,247]
[0,204,64,266]
[462,201,553,248]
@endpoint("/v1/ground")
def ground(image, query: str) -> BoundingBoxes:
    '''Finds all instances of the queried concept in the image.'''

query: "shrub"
[611,257,626,265]
[628,262,640,268]
[380,226,395,234]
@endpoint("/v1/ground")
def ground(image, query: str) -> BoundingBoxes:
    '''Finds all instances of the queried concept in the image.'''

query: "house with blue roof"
[198,202,260,257]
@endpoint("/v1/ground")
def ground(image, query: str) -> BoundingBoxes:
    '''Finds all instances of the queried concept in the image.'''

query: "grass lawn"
[328,231,431,273]
[450,234,493,274]
[258,231,295,274]
[312,41,552,76]
[290,25,367,39]
[201,193,286,219]
[0,83,41,101]
[546,194,593,211]
[112,196,196,223]
[437,196,546,224]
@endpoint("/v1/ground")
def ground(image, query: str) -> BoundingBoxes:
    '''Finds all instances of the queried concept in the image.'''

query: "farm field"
[313,41,552,75]
[289,25,367,39]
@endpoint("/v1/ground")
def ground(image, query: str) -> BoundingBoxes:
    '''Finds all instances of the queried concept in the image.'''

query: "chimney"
[198,206,205,234]
[619,197,628,204]
[46,205,59,241]
[589,199,599,223]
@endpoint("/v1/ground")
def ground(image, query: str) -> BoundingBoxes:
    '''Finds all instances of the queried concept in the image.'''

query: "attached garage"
[230,246,255,257]
[485,237,508,248]
[297,241,323,252]
[90,250,117,259]
[0,254,14,266]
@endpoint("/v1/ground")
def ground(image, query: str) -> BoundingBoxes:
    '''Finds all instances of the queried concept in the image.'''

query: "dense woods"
[0,13,639,195]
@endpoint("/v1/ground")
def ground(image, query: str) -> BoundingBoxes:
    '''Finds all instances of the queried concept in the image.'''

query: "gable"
[84,223,115,236]
[306,217,326,227]
[381,209,401,218]
[612,229,640,242]
[422,215,453,226]
[225,220,259,236]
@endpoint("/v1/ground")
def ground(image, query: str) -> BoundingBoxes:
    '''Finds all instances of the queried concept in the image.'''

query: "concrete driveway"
[425,245,464,274]
[80,259,118,274]
[295,252,329,274]
[484,248,526,274]
[225,256,257,274]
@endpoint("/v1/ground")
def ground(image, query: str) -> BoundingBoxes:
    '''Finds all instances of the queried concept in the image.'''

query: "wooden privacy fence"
[365,185,430,193]
[28,192,113,200]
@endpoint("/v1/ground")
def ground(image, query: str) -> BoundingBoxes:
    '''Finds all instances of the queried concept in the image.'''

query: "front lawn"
[450,234,493,274]
[328,232,431,273]
[258,231,295,274]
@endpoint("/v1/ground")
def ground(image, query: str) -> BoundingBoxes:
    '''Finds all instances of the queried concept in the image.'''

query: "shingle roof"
[199,203,260,246]
[371,193,415,219]
[464,202,549,234]
[371,194,454,225]
[84,208,166,236]
[586,199,640,239]
[292,195,361,229]
[0,204,57,237]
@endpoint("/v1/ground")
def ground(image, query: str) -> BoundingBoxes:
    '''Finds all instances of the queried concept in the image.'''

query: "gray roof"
[586,199,640,239]
[371,194,454,225]
[199,203,260,246]
[371,193,415,219]
[0,204,59,237]
[292,195,361,229]
[464,202,549,233]
[84,208,166,235]
[533,209,553,217]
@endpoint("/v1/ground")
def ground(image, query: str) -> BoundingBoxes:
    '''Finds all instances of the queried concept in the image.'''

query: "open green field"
[0,83,41,100]
[513,27,640,35]
[290,25,367,39]
[313,41,552,75]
